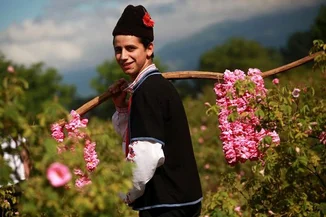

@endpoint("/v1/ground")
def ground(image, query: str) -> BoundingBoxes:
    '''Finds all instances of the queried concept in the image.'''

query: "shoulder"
[133,74,184,110]
[136,74,176,95]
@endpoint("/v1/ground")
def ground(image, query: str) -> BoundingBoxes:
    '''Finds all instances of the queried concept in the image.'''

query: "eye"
[114,47,122,54]
[126,46,136,52]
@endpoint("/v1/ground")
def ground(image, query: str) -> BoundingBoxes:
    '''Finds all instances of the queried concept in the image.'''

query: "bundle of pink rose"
[48,110,100,188]
[214,68,280,165]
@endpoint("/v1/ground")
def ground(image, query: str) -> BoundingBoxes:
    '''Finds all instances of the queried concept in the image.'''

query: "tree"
[311,5,326,41]
[281,32,313,64]
[195,38,282,92]
[0,54,76,122]
[90,60,127,94]
[200,38,282,72]
[281,5,326,63]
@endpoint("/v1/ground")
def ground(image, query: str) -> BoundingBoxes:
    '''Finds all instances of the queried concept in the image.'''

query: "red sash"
[125,96,132,157]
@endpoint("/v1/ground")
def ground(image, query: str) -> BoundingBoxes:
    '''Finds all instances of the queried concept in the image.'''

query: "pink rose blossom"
[292,88,301,98]
[65,110,88,132]
[74,168,92,188]
[234,206,242,216]
[73,168,84,176]
[7,66,15,73]
[200,125,207,131]
[56,144,68,154]
[51,123,64,143]
[272,78,279,85]
[234,206,241,212]
[319,131,326,145]
[268,210,275,215]
[84,140,100,172]
[3,200,10,207]
[47,162,72,187]
[75,176,92,188]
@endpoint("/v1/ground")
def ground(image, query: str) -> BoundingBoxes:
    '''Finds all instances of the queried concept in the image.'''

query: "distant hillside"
[156,5,321,71]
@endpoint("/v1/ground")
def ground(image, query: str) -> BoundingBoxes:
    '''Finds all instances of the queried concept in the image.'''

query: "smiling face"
[113,35,154,80]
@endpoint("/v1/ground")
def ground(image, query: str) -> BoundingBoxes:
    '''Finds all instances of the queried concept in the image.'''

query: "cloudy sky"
[0,0,323,74]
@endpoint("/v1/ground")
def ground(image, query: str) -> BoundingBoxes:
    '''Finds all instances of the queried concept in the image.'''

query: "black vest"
[129,71,202,210]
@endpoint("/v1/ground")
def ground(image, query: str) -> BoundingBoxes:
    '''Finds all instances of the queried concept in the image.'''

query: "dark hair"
[139,37,154,59]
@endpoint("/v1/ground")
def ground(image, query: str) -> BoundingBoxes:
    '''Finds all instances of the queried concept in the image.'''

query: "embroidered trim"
[134,197,203,211]
[124,64,159,93]
[130,137,165,146]
[116,106,128,113]
[133,72,161,92]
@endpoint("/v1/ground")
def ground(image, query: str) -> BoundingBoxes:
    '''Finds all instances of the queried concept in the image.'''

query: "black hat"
[112,5,154,42]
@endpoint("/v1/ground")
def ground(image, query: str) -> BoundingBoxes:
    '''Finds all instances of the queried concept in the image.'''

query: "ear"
[146,42,154,58]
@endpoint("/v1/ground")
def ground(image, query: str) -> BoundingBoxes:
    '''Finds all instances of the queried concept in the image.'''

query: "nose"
[121,49,128,61]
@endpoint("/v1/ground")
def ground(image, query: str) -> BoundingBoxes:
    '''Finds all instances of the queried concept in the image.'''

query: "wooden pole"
[261,51,322,78]
[56,51,324,126]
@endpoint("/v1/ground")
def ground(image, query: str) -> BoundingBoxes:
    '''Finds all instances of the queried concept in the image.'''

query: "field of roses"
[1,44,326,216]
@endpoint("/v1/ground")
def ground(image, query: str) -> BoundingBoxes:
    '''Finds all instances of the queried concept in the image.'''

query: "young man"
[109,5,202,217]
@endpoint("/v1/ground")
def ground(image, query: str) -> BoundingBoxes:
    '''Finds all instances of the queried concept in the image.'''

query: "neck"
[130,63,155,81]
[130,61,153,81]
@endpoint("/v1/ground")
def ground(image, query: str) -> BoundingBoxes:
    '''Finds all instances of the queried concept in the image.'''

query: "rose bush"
[0,63,136,216]
[202,55,326,216]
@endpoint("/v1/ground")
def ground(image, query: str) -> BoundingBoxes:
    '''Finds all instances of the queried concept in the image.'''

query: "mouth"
[122,62,133,69]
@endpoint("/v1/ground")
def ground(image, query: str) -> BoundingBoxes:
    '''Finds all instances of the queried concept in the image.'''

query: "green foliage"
[310,39,326,73]
[249,81,325,215]
[0,61,137,217]
[200,38,282,73]
[0,55,76,122]
[0,66,33,216]
[19,117,135,217]
[0,185,18,216]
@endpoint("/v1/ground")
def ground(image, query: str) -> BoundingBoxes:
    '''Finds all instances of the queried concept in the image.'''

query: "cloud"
[0,0,323,72]
[0,13,115,71]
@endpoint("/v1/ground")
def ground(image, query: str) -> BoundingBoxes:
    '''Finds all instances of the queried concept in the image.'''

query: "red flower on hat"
[143,12,154,27]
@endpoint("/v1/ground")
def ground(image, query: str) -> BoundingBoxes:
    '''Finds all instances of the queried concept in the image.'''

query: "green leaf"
[228,111,238,122]
[255,109,265,118]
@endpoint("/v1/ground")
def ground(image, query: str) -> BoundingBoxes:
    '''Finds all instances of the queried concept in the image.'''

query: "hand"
[108,78,129,108]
